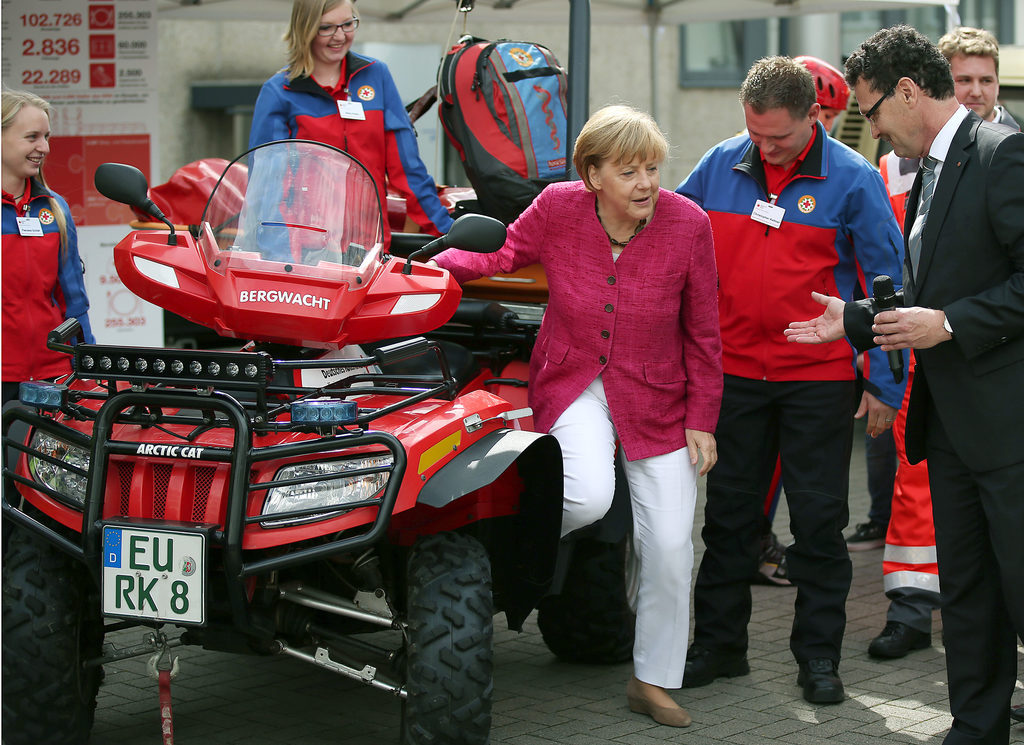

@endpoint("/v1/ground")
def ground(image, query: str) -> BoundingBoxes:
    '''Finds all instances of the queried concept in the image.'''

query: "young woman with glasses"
[249,0,454,245]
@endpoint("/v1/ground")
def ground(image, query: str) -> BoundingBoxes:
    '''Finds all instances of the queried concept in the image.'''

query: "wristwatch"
[942,315,954,337]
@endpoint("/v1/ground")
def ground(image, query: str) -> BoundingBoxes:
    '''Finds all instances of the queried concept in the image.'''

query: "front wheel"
[402,532,493,745]
[2,526,104,745]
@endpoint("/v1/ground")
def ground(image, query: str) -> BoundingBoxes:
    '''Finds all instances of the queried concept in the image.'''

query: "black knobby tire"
[402,532,494,745]
[2,527,104,745]
[537,536,635,664]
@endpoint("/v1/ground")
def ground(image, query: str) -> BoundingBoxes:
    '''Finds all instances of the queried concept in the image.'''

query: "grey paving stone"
[75,422,1024,744]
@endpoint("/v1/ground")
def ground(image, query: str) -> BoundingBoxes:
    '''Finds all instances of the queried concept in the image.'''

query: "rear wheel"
[402,532,493,745]
[537,536,635,663]
[2,527,103,745]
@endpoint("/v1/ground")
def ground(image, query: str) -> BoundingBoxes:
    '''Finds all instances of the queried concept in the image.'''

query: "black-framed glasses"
[317,18,359,36]
[862,82,897,121]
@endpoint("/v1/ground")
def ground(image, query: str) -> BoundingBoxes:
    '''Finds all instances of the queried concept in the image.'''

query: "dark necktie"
[907,156,938,277]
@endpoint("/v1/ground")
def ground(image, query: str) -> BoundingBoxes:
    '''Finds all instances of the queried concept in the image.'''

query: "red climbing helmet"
[795,55,850,111]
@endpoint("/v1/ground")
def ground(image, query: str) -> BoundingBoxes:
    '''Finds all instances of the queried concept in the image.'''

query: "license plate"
[102,525,206,624]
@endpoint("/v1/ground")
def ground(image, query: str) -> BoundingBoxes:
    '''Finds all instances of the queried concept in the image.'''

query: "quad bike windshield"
[107,139,470,348]
[201,139,384,279]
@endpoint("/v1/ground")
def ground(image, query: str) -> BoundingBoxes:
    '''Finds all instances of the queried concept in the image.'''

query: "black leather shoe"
[797,658,845,704]
[680,644,749,688]
[846,521,886,551]
[1011,704,1024,723]
[868,621,931,659]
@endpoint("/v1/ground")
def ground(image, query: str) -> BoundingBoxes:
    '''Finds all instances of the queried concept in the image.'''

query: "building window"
[840,9,946,56]
[841,0,1014,55]
[678,20,768,87]
[957,0,1014,43]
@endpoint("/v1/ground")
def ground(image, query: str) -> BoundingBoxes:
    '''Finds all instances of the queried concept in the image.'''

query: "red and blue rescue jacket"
[2,180,94,383]
[249,53,453,242]
[677,122,906,408]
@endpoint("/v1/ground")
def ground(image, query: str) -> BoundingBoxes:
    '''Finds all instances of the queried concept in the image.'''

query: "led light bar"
[73,345,274,388]
[290,399,358,425]
[19,381,67,410]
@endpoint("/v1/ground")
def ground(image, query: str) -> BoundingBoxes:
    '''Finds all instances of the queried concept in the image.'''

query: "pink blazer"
[435,181,722,461]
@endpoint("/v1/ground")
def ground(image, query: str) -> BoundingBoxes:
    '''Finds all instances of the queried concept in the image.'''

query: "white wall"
[157,20,286,171]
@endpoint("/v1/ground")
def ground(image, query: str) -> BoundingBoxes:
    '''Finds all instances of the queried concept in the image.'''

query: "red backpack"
[438,36,569,224]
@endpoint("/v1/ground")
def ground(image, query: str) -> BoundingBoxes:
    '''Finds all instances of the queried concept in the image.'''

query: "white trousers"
[549,376,697,688]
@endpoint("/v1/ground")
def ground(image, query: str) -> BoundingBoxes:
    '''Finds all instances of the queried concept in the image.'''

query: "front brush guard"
[2,388,406,634]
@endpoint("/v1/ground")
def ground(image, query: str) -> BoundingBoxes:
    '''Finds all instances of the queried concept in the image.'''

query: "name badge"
[751,199,785,229]
[337,100,365,120]
[16,216,44,237]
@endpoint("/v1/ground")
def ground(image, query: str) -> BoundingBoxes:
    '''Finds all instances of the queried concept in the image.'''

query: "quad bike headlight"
[27,432,91,507]
[262,454,393,527]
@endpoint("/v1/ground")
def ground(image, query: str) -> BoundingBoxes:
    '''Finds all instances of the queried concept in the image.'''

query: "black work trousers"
[692,375,856,664]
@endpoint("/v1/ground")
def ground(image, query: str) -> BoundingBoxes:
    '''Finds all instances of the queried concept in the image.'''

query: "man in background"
[940,26,1021,129]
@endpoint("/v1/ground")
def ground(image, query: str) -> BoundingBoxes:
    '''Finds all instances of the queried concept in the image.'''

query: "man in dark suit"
[785,25,1024,745]
[863,25,1022,666]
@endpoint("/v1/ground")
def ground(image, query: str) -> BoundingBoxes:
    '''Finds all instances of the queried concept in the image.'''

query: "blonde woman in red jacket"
[435,105,723,727]
[2,89,94,405]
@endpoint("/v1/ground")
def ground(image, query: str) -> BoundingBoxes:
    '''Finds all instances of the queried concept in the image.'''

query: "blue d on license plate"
[102,525,206,624]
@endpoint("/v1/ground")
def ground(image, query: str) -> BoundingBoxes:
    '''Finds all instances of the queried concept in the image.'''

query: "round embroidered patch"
[509,47,535,67]
[38,208,55,225]
[357,85,375,101]
[797,195,816,214]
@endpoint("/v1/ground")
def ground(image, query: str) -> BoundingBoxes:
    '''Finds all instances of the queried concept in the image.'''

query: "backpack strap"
[474,42,517,145]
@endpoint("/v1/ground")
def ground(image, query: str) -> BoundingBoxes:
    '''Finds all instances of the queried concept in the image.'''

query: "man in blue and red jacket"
[249,50,453,244]
[676,56,905,704]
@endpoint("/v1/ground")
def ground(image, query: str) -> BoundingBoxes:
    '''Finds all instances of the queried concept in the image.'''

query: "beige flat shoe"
[626,675,692,727]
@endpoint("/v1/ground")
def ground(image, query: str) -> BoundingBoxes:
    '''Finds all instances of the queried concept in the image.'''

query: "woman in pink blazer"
[435,105,723,727]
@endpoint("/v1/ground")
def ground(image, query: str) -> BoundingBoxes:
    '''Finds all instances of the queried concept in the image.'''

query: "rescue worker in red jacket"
[2,89,94,406]
[871,149,937,661]
[249,0,454,245]
[676,56,905,705]
[754,55,892,586]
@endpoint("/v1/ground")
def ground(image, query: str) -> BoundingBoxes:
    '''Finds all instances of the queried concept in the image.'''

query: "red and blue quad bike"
[1,140,566,745]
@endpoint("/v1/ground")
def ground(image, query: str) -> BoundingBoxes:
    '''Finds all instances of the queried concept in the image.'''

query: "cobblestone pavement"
[90,426,1024,745]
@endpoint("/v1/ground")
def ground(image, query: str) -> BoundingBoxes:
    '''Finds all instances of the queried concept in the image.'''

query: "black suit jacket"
[846,111,1024,471]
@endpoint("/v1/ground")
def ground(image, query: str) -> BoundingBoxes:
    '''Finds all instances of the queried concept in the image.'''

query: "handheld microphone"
[872,275,904,384]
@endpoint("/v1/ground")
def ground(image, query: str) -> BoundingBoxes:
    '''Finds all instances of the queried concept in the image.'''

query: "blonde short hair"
[1,88,69,256]
[284,0,355,81]
[573,105,668,190]
[937,26,1000,74]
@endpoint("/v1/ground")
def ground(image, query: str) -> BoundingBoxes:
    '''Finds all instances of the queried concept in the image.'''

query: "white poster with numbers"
[1,0,163,345]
